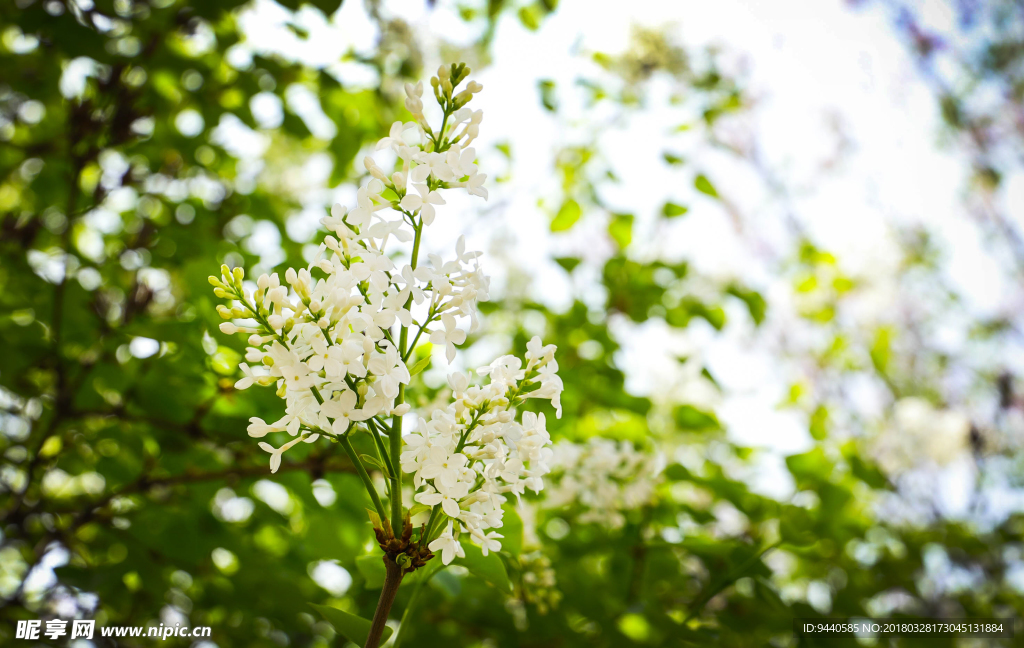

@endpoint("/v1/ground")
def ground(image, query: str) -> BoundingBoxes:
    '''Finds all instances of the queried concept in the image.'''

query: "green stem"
[389,219,423,533]
[423,505,443,543]
[339,432,387,522]
[402,310,437,364]
[436,105,451,151]
[366,417,397,478]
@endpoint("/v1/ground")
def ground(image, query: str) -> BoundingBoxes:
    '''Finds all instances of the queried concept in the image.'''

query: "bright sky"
[234,0,1021,504]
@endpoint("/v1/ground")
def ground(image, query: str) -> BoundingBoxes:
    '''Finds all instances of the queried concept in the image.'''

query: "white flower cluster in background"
[543,438,663,528]
[210,64,563,563]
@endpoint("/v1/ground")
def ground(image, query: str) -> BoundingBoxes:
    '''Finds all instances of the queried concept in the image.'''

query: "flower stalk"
[365,556,404,648]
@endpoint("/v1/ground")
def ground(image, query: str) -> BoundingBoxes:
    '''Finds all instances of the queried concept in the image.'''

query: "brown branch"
[52,452,355,521]
[365,556,405,648]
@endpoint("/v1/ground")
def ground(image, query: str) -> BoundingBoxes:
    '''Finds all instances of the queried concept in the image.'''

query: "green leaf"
[355,554,385,588]
[409,353,432,377]
[661,202,689,218]
[662,151,685,166]
[407,503,431,517]
[537,79,558,112]
[359,454,393,479]
[518,5,542,30]
[870,326,893,374]
[310,604,393,645]
[809,405,828,441]
[555,256,581,272]
[500,504,524,556]
[456,542,512,592]
[684,543,777,619]
[673,404,720,431]
[550,199,582,232]
[694,174,719,198]
[785,447,832,485]
[662,463,692,481]
[608,213,633,248]
[726,285,767,325]
[366,508,382,529]
[779,508,817,547]
[847,452,889,490]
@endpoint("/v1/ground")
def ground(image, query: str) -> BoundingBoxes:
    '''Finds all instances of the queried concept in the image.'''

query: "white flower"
[496,458,524,483]
[412,150,453,182]
[400,429,433,474]
[247,417,284,438]
[367,218,413,245]
[235,363,258,390]
[399,183,445,225]
[279,363,316,391]
[376,121,412,151]
[428,522,465,565]
[208,71,566,537]
[321,390,378,433]
[470,528,503,556]
[526,335,557,368]
[544,438,663,528]
[444,144,474,178]
[366,344,410,400]
[430,313,467,363]
[419,447,469,489]
[257,436,306,473]
[415,481,466,519]
[321,203,350,234]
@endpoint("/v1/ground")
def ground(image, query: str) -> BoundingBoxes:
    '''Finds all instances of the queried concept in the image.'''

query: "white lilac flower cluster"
[209,64,563,564]
[543,438,663,529]
[403,338,563,564]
